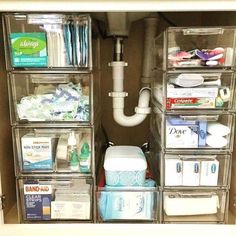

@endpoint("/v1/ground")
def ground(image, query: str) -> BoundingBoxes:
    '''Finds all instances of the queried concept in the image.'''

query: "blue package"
[198,121,207,146]
[98,183,156,221]
[168,118,197,125]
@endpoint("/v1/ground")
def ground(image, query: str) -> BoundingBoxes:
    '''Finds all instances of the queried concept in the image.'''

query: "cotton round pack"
[207,122,230,137]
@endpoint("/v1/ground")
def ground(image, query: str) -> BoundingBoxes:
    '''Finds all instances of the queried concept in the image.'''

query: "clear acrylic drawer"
[13,127,93,174]
[162,153,231,188]
[152,108,235,152]
[17,177,93,222]
[152,71,235,111]
[3,13,92,70]
[96,185,159,223]
[162,190,228,223]
[154,27,236,70]
[8,73,92,124]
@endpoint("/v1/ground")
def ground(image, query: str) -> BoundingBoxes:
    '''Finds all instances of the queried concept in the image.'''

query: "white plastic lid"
[104,146,147,171]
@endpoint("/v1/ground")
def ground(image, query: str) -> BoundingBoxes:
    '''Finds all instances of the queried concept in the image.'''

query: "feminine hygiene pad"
[207,122,230,136]
[206,134,228,148]
[104,146,147,186]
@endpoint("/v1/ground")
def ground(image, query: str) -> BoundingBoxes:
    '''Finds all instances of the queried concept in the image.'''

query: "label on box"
[166,120,198,148]
[10,32,48,67]
[21,134,53,170]
[24,181,52,220]
[166,97,215,109]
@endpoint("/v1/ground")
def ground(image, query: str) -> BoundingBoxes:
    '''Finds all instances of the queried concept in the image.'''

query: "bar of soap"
[207,122,230,136]
[206,134,227,148]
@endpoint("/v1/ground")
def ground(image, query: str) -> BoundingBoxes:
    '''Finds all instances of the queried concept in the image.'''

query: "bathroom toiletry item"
[56,133,69,161]
[206,134,228,148]
[224,47,233,66]
[198,121,207,146]
[164,193,219,216]
[166,119,198,148]
[21,133,53,171]
[182,161,200,186]
[215,96,224,107]
[165,159,182,186]
[200,160,219,186]
[169,74,204,87]
[166,97,215,109]
[24,181,52,220]
[10,32,48,67]
[42,197,51,220]
[167,87,218,98]
[202,78,221,86]
[207,122,230,136]
[79,141,90,172]
[67,131,79,171]
[104,146,147,186]
[98,186,155,220]
[219,87,230,102]
[70,149,79,171]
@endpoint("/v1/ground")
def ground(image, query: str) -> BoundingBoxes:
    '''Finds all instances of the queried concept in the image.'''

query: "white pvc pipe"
[112,88,151,127]
[141,17,159,86]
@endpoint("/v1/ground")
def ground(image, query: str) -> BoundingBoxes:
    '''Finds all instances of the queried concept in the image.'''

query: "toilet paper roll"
[206,134,228,148]
[207,122,230,137]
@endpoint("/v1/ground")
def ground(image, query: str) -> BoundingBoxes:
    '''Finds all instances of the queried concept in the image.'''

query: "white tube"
[141,17,159,86]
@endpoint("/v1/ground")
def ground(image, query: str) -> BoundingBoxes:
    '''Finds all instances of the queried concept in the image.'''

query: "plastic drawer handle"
[179,115,219,121]
[183,28,224,35]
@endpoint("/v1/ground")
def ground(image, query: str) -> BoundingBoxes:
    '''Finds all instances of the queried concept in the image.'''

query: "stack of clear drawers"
[151,27,236,223]
[3,13,101,223]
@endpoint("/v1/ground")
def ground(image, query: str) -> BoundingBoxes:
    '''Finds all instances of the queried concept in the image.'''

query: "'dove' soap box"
[104,146,147,186]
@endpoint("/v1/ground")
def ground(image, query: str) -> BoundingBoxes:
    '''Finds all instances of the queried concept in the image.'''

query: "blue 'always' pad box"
[10,32,48,67]
[104,146,147,186]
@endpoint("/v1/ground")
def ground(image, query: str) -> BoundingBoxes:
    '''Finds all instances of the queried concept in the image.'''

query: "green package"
[10,32,48,67]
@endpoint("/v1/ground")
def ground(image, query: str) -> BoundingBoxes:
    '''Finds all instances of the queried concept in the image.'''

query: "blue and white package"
[166,118,199,148]
[198,121,207,146]
[21,134,54,171]
[98,184,156,220]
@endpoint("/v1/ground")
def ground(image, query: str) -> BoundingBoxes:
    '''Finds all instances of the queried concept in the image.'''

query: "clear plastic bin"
[152,71,235,111]
[8,73,92,124]
[162,190,228,223]
[154,27,236,70]
[96,185,159,223]
[3,13,92,70]
[13,127,93,174]
[152,107,235,152]
[17,177,93,222]
[162,154,231,188]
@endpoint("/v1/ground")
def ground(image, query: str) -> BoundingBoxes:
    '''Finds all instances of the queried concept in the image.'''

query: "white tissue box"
[104,146,147,186]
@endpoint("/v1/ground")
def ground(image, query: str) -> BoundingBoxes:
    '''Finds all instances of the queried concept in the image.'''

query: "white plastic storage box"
[8,73,92,124]
[3,13,92,70]
[104,146,147,186]
[151,107,235,152]
[162,190,228,223]
[13,127,93,174]
[96,184,159,222]
[152,71,236,111]
[154,27,236,70]
[17,177,93,222]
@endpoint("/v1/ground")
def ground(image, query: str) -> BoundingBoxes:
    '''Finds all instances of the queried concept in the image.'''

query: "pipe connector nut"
[135,106,151,114]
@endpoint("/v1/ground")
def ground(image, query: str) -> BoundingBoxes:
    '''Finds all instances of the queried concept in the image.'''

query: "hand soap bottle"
[67,131,79,171]
[79,141,90,172]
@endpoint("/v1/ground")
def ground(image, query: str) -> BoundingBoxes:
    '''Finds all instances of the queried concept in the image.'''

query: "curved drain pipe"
[109,17,158,127]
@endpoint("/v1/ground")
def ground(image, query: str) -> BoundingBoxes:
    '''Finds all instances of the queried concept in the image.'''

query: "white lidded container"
[104,146,147,186]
